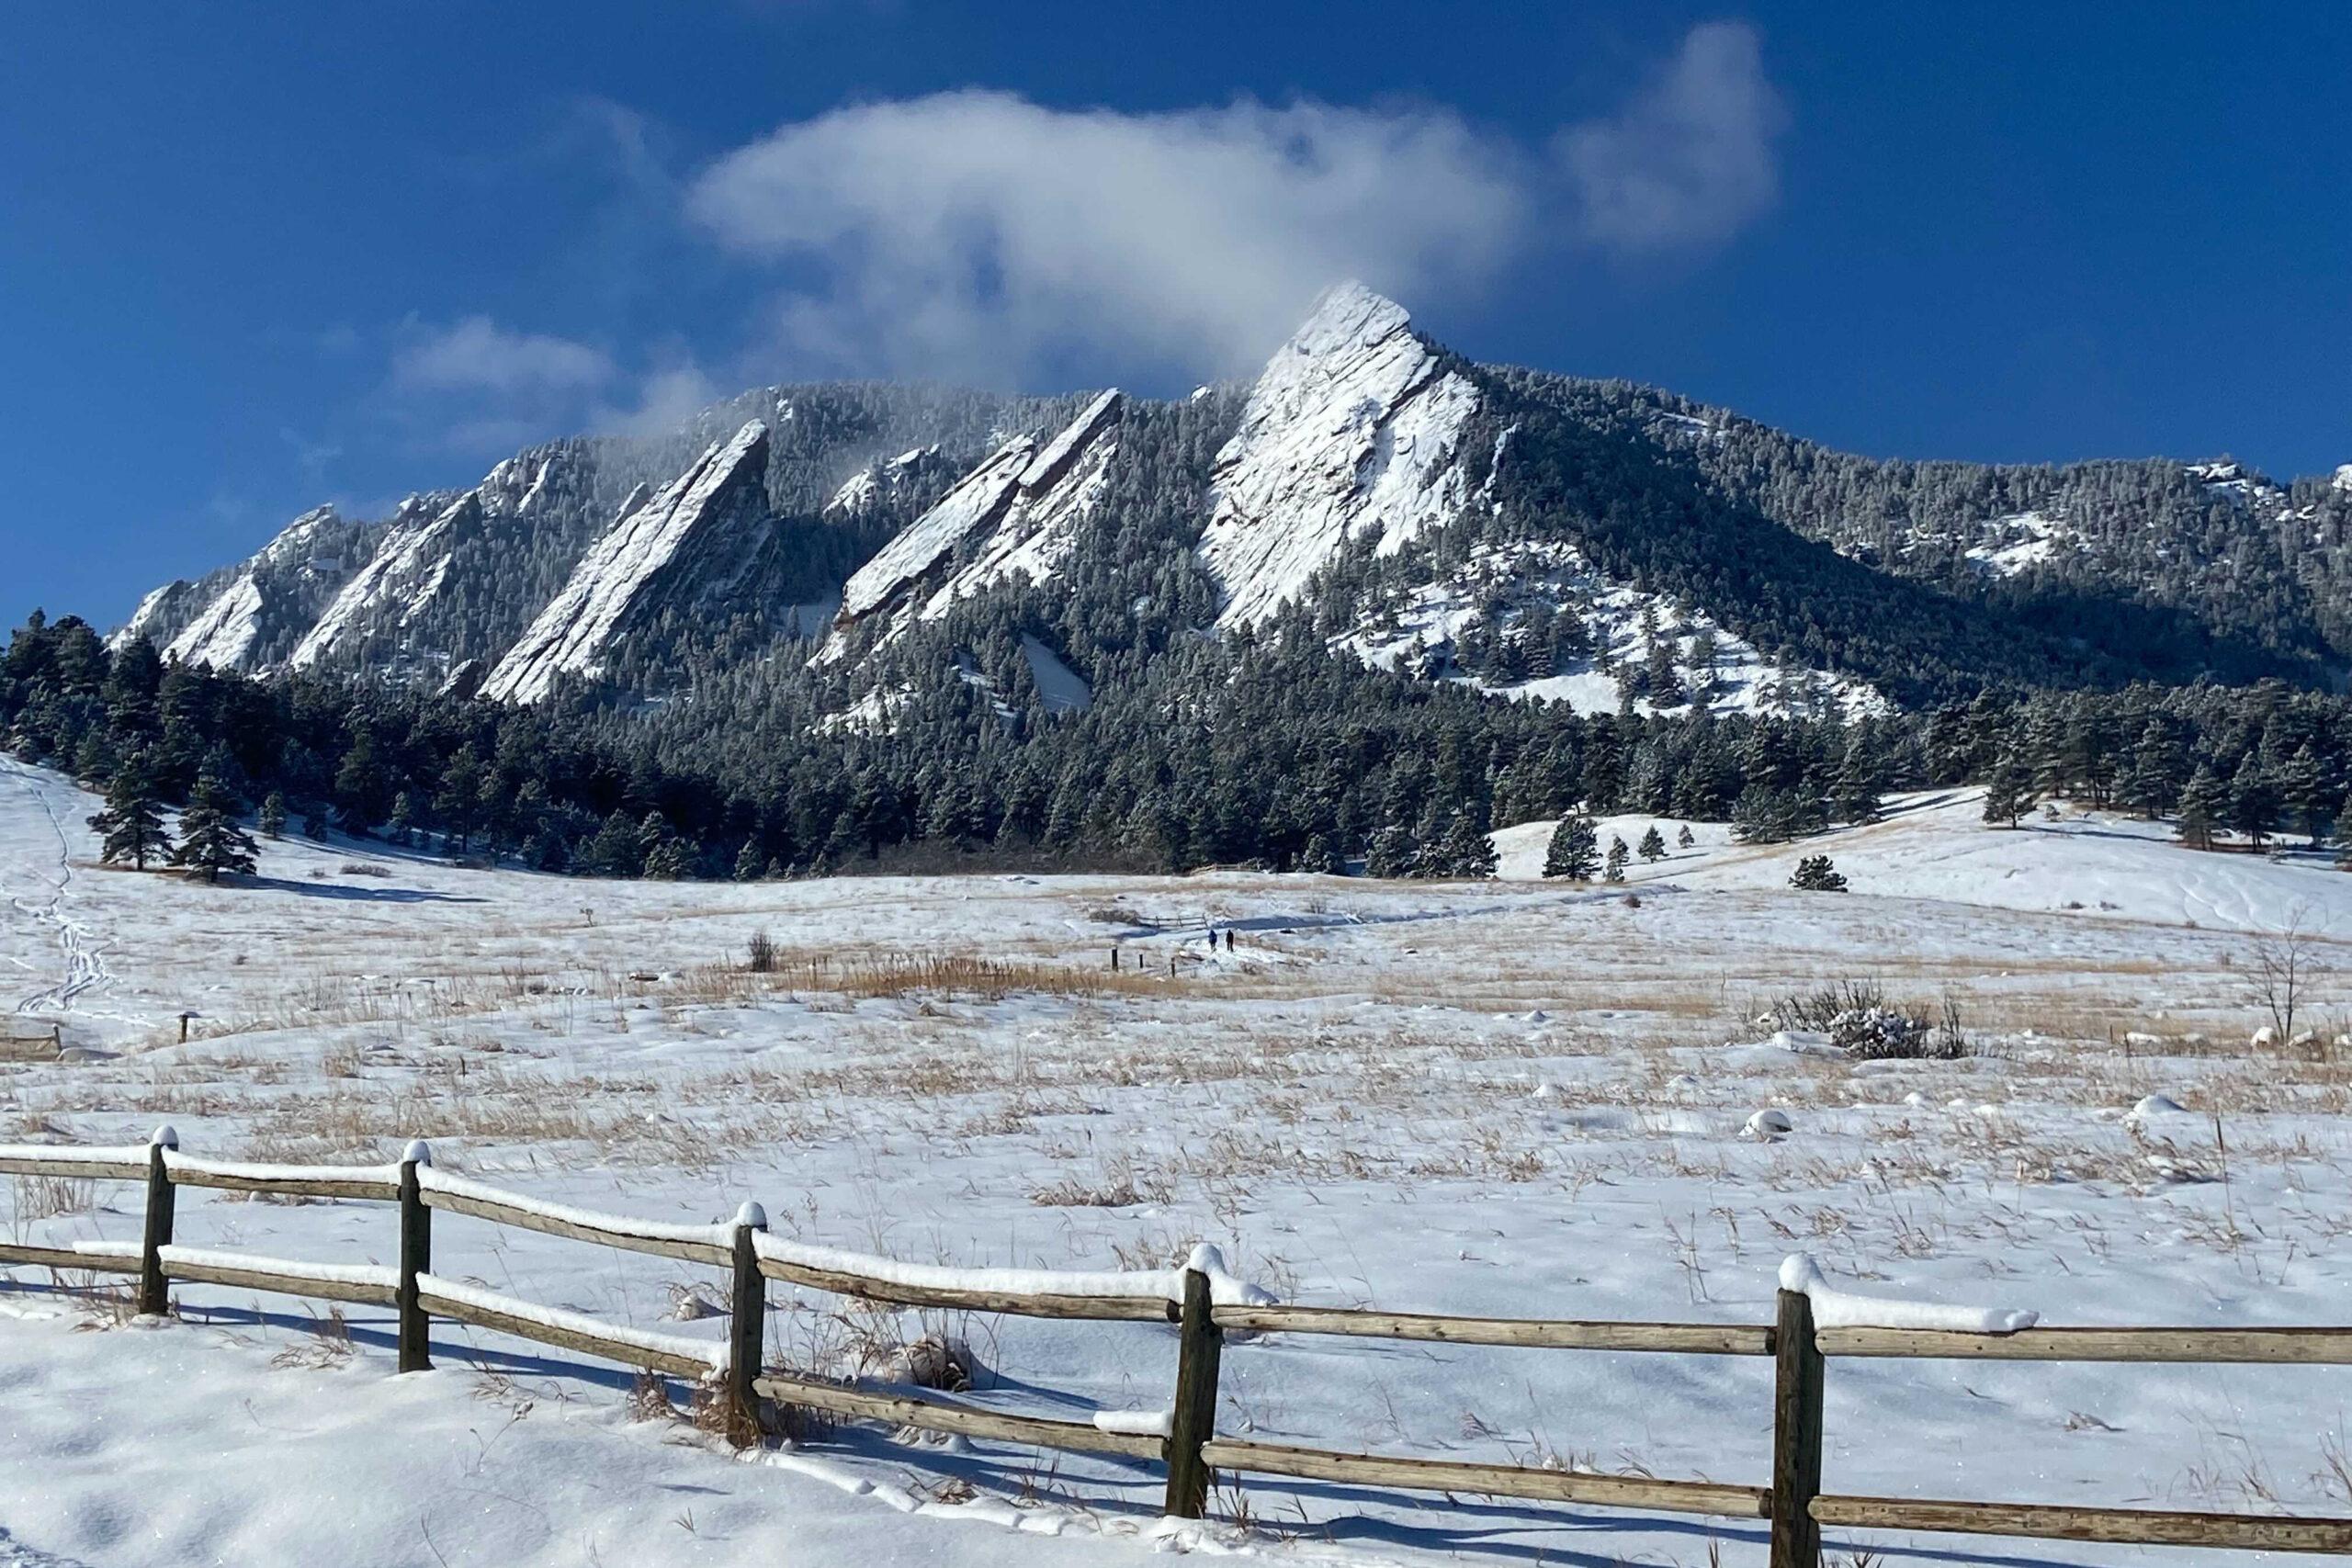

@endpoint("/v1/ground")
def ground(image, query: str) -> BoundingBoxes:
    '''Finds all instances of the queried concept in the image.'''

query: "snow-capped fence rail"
[4,1136,2352,1562]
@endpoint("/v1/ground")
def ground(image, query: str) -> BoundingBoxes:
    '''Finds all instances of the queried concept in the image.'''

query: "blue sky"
[6,2,2348,627]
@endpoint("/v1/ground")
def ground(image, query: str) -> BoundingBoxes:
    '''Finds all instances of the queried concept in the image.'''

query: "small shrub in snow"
[337,862,392,877]
[1830,1007,1933,1060]
[745,930,777,974]
[1790,854,1848,892]
[1770,979,1885,1032]
[1773,981,1966,1060]
[626,1369,674,1423]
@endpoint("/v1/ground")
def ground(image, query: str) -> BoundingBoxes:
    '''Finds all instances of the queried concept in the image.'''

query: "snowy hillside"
[1492,789,2352,935]
[5,758,2352,1565]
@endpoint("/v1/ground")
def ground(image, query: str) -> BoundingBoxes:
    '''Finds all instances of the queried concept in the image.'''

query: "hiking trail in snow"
[0,759,124,1021]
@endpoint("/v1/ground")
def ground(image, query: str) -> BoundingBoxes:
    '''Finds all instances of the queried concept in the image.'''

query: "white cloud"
[1555,21,1785,252]
[684,22,1783,384]
[390,316,617,396]
[383,317,709,453]
[689,91,1528,384]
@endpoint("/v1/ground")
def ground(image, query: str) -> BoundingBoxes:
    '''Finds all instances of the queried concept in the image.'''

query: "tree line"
[6,609,2347,886]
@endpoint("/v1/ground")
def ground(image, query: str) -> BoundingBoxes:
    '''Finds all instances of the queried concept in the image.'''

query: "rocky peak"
[1195,283,1480,628]
[479,421,772,704]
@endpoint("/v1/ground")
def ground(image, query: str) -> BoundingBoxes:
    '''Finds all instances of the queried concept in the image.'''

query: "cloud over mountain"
[687,22,1783,385]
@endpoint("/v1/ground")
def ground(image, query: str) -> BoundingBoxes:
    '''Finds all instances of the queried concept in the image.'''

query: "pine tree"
[2175,763,2227,852]
[733,839,764,882]
[1365,820,1416,879]
[1982,752,2031,829]
[1791,854,1848,892]
[1603,836,1630,883]
[433,744,485,851]
[1439,807,1498,879]
[1543,812,1599,880]
[2227,753,2278,849]
[2120,717,2185,818]
[1298,831,1345,875]
[1830,730,1885,824]
[2278,744,2327,847]
[1638,825,1667,863]
[1677,825,1695,850]
[169,773,257,885]
[387,791,420,847]
[643,836,693,880]
[333,728,393,834]
[302,809,330,842]
[257,791,288,840]
[88,755,171,870]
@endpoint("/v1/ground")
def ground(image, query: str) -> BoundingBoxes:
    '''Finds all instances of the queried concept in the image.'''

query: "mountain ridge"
[107,285,2352,716]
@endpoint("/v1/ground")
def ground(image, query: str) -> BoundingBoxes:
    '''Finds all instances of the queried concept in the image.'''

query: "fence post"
[397,1140,432,1372]
[727,1201,768,1446]
[1163,1265,1222,1518]
[1770,1286,1825,1568]
[138,1124,177,1316]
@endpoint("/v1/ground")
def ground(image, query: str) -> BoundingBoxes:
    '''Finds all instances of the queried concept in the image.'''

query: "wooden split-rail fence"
[3,1129,2350,1564]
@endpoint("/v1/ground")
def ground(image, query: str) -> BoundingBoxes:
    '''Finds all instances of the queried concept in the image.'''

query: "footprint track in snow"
[0,760,121,1019]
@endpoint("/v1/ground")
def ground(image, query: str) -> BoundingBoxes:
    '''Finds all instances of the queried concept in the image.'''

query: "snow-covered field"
[4,758,2351,1567]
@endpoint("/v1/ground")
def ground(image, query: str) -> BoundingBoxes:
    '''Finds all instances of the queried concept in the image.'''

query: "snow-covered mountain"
[824,389,1124,653]
[108,284,2352,716]
[481,421,774,704]
[1197,282,1482,628]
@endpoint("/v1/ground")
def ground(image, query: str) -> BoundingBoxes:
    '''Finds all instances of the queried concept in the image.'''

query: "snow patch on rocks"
[829,392,1124,650]
[1198,283,1479,628]
[482,421,770,704]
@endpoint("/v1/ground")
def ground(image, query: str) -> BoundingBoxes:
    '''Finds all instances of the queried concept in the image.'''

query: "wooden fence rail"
[2,1128,2348,1564]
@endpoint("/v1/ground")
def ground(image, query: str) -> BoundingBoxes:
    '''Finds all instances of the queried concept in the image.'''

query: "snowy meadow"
[4,758,2351,1568]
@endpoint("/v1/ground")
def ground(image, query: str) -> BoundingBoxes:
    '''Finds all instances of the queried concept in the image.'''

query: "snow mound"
[1780,1253,2037,1334]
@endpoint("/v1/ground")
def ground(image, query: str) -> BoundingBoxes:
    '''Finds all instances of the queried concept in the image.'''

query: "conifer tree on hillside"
[1604,836,1629,883]
[387,791,421,847]
[88,754,171,870]
[1297,832,1345,875]
[1638,825,1666,862]
[1365,820,1415,879]
[170,773,258,885]
[2227,754,2278,849]
[733,839,765,882]
[643,835,693,880]
[1543,811,1599,881]
[1677,825,1695,849]
[2278,744,2328,847]
[333,727,394,834]
[1982,753,2031,829]
[432,744,485,852]
[1438,807,1498,879]
[2175,764,2227,852]
[1830,730,1886,825]
[1791,853,1848,892]
[2120,718,2186,818]
[257,791,288,840]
